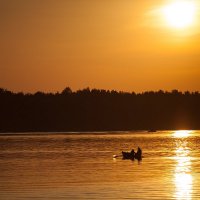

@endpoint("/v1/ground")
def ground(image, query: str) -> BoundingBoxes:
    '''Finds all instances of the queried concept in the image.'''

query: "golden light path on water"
[174,130,193,138]
[173,130,193,200]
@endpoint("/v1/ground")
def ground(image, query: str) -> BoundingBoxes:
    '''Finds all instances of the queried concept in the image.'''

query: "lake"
[0,131,200,199]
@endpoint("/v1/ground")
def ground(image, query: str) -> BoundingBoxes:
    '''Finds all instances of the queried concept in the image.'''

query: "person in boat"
[130,149,135,157]
[122,149,135,160]
[135,147,142,160]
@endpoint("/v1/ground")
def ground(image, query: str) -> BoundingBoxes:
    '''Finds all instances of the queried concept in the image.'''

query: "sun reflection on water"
[173,130,193,138]
[174,132,193,200]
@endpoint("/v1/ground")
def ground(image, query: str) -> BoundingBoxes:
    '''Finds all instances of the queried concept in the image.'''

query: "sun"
[163,1,196,28]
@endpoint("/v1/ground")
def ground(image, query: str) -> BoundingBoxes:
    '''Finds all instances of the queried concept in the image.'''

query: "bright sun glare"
[163,1,196,28]
[174,130,193,137]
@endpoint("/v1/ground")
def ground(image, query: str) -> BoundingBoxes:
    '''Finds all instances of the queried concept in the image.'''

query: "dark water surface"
[0,131,200,199]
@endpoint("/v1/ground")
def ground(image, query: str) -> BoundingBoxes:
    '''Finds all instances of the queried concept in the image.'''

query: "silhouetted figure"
[130,149,135,157]
[122,149,135,160]
[135,147,142,160]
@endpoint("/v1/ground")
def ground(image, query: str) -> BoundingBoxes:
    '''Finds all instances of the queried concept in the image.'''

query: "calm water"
[1,131,200,200]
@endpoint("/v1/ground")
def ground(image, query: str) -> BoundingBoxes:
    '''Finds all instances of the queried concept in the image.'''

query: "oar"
[113,154,122,158]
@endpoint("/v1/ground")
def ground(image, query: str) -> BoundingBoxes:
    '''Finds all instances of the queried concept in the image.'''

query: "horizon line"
[0,87,200,95]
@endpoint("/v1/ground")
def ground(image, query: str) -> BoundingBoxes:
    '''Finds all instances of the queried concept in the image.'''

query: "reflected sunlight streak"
[175,173,192,200]
[174,140,192,199]
[173,130,193,138]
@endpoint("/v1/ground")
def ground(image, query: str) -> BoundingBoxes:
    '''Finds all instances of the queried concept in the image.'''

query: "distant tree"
[61,87,72,95]
[0,88,6,94]
[34,91,45,96]
[184,91,190,95]
[77,87,90,95]
[0,87,200,132]
[172,89,181,95]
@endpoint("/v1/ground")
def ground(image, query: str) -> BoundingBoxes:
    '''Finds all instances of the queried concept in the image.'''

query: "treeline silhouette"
[0,87,200,132]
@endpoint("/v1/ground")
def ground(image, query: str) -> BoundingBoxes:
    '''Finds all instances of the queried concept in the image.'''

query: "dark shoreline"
[1,88,200,132]
[0,130,198,136]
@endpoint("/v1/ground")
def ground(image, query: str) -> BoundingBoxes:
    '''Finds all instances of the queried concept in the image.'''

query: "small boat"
[122,147,142,161]
[148,129,157,132]
[122,151,135,160]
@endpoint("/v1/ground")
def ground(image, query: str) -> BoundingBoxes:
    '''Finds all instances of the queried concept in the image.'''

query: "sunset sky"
[1,0,200,93]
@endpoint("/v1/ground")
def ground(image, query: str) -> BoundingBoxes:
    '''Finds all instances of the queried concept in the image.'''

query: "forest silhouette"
[0,87,199,132]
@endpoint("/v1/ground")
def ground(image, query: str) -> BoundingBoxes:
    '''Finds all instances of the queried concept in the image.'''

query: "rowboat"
[122,147,142,160]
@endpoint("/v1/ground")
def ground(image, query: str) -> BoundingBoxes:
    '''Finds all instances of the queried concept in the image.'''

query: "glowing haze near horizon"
[0,0,200,93]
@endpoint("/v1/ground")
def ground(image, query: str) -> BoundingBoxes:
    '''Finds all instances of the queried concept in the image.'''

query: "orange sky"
[0,0,200,92]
